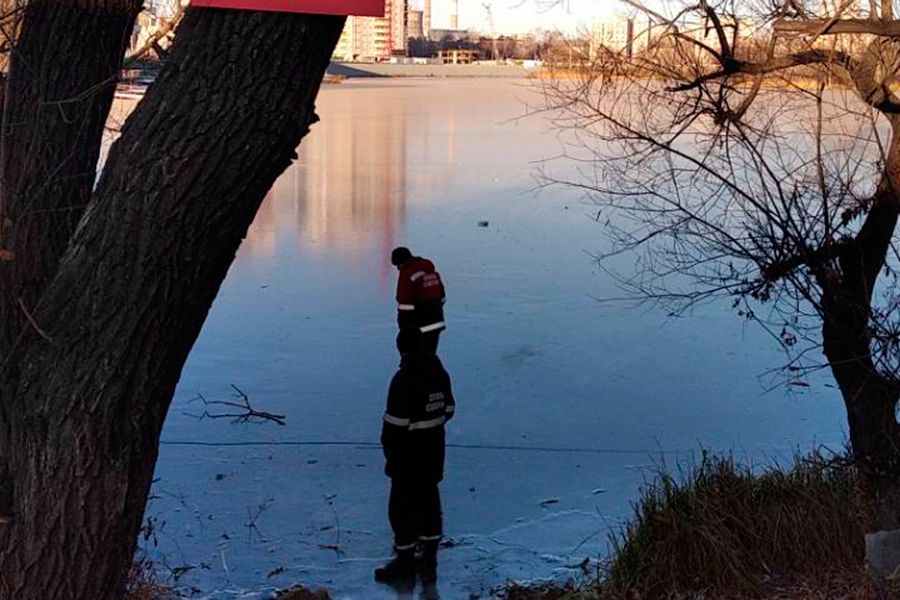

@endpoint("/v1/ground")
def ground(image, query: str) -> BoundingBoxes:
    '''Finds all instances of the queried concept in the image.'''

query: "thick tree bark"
[0,0,142,355]
[0,0,141,548]
[0,7,344,600]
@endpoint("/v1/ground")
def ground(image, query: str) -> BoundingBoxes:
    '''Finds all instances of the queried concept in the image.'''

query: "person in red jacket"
[391,247,446,354]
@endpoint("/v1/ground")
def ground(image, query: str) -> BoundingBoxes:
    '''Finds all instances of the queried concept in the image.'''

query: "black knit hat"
[396,328,425,354]
[391,246,413,267]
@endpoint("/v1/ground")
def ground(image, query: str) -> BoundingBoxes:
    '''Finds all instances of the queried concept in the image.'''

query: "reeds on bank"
[504,451,896,599]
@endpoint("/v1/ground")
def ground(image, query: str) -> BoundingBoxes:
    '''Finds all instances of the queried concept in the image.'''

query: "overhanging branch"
[700,0,732,60]
[124,2,185,66]
[762,238,853,284]
[668,49,855,92]
[775,18,900,36]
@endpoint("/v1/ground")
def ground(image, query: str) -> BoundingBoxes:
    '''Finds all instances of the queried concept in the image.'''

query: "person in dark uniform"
[375,328,456,585]
[391,247,446,354]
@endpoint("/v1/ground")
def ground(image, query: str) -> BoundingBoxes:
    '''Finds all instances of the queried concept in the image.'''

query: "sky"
[420,0,624,35]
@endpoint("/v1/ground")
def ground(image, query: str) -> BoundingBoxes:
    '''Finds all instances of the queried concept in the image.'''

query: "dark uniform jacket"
[381,351,455,483]
[396,257,446,334]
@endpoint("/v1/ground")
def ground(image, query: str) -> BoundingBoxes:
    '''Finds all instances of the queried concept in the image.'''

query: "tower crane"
[482,2,499,61]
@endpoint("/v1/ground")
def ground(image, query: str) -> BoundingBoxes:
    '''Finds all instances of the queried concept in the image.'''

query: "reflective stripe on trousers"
[408,416,446,431]
[384,413,411,426]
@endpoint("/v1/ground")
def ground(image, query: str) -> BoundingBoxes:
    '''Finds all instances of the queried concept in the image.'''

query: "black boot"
[418,539,439,584]
[374,548,416,584]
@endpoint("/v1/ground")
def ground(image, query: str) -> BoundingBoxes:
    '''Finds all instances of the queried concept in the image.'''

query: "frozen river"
[145,79,848,599]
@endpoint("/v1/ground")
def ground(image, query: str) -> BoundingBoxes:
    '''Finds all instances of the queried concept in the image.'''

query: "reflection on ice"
[147,79,849,599]
[245,113,408,269]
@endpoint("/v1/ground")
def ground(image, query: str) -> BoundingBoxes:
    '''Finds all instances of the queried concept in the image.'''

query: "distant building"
[333,0,408,61]
[590,15,635,58]
[390,0,409,55]
[359,13,392,58]
[422,0,432,39]
[333,21,356,61]
[332,16,387,61]
[408,10,425,40]
[428,28,469,42]
[436,48,480,64]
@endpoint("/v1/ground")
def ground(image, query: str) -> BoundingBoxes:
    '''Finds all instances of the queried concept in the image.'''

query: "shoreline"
[326,61,534,79]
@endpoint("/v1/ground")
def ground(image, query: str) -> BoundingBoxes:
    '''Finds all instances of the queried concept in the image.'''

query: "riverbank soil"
[502,575,893,599]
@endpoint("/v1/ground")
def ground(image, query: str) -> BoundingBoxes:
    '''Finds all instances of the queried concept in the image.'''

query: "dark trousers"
[423,330,441,355]
[388,479,442,550]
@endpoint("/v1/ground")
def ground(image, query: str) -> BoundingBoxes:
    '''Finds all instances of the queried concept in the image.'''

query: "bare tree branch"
[668,50,856,92]
[124,2,185,67]
[541,0,900,540]
[185,385,286,426]
[775,18,900,36]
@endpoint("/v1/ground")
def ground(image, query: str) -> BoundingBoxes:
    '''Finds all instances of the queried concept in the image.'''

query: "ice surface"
[142,79,848,599]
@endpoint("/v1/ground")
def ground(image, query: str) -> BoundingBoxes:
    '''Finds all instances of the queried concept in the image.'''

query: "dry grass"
[502,582,588,599]
[608,451,866,596]
[501,451,892,600]
[124,558,177,600]
[123,559,332,600]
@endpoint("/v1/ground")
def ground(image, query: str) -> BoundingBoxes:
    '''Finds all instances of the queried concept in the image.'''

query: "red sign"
[192,0,385,17]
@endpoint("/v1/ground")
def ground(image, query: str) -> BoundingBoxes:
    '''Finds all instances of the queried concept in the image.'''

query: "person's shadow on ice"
[386,580,440,600]
[420,582,440,599]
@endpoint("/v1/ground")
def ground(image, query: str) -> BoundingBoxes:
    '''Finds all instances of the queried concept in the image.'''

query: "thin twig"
[185,385,285,425]
[17,296,51,342]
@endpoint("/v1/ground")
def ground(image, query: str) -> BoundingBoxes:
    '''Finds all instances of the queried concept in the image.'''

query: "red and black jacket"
[396,256,446,333]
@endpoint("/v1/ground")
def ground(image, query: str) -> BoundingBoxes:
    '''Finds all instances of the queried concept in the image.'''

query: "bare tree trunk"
[0,0,141,355]
[822,292,900,526]
[820,134,900,577]
[0,0,141,548]
[822,282,900,576]
[0,7,344,600]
